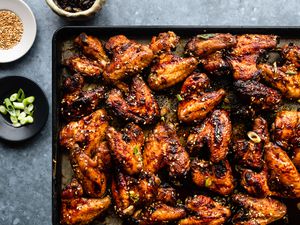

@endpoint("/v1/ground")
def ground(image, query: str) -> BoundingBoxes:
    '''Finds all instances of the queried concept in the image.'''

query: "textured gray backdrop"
[0,0,299,224]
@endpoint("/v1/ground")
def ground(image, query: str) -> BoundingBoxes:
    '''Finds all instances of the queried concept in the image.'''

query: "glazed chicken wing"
[61,196,111,225]
[59,109,109,154]
[187,110,232,163]
[156,186,177,205]
[61,178,84,200]
[106,75,160,125]
[231,194,286,225]
[179,195,231,225]
[148,53,198,91]
[185,33,236,57]
[234,80,282,110]
[180,72,211,97]
[103,35,154,83]
[143,123,190,177]
[63,73,85,93]
[191,159,234,196]
[272,111,300,150]
[149,31,180,55]
[106,123,144,175]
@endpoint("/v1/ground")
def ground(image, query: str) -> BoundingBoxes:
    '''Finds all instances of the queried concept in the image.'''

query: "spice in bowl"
[56,0,96,12]
[0,10,24,50]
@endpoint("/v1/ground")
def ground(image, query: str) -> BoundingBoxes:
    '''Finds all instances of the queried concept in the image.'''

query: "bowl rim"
[45,0,105,17]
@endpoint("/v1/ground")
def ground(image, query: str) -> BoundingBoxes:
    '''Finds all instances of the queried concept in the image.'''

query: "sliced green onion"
[27,104,34,112]
[18,112,27,120]
[176,94,183,101]
[205,178,212,187]
[26,116,34,123]
[13,102,25,110]
[22,96,35,106]
[0,105,7,115]
[285,70,297,75]
[4,98,15,116]
[197,33,216,39]
[20,118,27,125]
[12,123,21,128]
[15,109,20,117]
[16,88,25,102]
[10,116,18,124]
[10,93,18,102]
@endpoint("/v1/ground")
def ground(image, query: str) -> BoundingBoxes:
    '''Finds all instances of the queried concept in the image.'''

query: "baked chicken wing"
[149,31,180,55]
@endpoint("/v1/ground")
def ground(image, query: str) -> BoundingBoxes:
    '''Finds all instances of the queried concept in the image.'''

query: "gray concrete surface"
[0,0,299,224]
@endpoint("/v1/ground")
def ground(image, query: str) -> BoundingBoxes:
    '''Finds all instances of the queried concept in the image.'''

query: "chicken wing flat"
[180,72,211,97]
[106,123,144,175]
[231,194,286,225]
[106,75,160,125]
[148,53,198,91]
[272,111,300,150]
[74,33,109,67]
[143,123,190,177]
[185,33,236,57]
[133,203,186,225]
[191,159,234,195]
[233,117,269,170]
[230,34,278,80]
[103,35,154,83]
[61,196,111,225]
[59,109,108,154]
[234,80,282,110]
[179,195,231,225]
[187,110,232,163]
[149,31,180,55]
[61,86,106,121]
[264,142,300,198]
[200,50,232,76]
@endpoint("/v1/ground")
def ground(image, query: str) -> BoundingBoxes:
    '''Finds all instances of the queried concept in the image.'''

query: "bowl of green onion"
[0,76,49,142]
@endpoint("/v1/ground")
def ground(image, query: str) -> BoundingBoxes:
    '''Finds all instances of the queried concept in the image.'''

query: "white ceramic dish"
[0,0,37,63]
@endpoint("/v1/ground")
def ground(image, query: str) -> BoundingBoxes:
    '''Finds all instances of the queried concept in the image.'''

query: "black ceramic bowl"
[0,76,49,142]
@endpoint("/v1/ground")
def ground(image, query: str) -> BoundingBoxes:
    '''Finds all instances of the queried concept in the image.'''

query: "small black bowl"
[0,76,49,142]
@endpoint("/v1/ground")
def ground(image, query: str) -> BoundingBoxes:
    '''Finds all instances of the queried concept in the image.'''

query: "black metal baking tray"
[52,26,300,225]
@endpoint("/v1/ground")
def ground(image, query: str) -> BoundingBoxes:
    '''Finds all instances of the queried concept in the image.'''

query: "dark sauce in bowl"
[56,0,96,12]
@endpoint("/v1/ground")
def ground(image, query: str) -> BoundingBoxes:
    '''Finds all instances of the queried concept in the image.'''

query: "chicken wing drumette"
[191,159,235,196]
[178,73,226,123]
[179,195,231,225]
[103,35,154,83]
[231,194,286,225]
[185,33,236,57]
[229,34,278,80]
[149,31,180,55]
[187,110,232,163]
[106,75,160,125]
[143,123,190,178]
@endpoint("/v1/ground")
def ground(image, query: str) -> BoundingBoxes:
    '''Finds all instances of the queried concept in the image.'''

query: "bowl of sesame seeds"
[0,0,37,63]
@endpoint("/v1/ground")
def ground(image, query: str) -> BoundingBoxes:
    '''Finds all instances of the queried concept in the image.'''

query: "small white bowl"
[46,0,106,21]
[0,0,37,63]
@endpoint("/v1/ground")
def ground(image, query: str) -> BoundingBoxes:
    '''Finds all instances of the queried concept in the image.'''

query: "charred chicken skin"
[231,194,286,225]
[63,73,85,93]
[191,159,235,196]
[178,73,226,123]
[103,35,154,83]
[149,31,180,55]
[143,123,190,177]
[148,53,198,91]
[179,195,231,225]
[106,123,144,175]
[106,75,160,125]
[185,33,236,57]
[187,110,232,163]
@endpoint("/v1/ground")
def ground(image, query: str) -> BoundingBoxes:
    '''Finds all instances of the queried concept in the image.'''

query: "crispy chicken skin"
[230,34,278,80]
[282,44,300,67]
[66,56,104,77]
[61,196,111,225]
[233,117,269,170]
[231,194,286,225]
[178,73,226,123]
[74,33,109,66]
[133,203,186,225]
[148,53,198,91]
[61,178,84,200]
[272,111,300,150]
[187,110,232,163]
[143,123,190,177]
[258,63,300,99]
[200,51,232,76]
[61,86,106,121]
[106,75,160,125]
[234,80,282,110]
[149,31,180,55]
[191,159,234,195]
[179,195,231,225]
[103,35,154,83]
[63,73,85,93]
[156,186,177,205]
[59,109,108,154]
[185,33,236,57]
[264,142,300,198]
[106,123,144,175]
